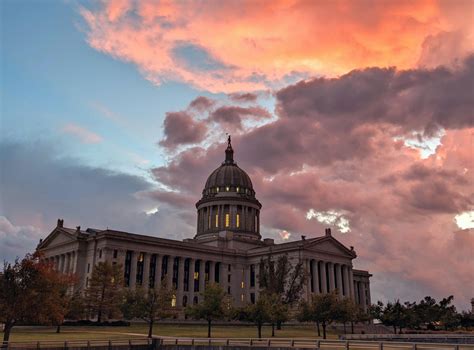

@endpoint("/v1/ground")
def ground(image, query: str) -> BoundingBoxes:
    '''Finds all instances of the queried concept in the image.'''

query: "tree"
[258,254,306,329]
[0,253,73,342]
[413,296,438,329]
[122,282,174,338]
[236,295,272,339]
[265,293,288,337]
[438,296,460,331]
[375,300,414,334]
[333,297,356,334]
[186,283,229,338]
[85,261,124,322]
[298,291,339,339]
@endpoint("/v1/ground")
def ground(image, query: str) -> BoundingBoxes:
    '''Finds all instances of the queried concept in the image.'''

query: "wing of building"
[37,137,372,316]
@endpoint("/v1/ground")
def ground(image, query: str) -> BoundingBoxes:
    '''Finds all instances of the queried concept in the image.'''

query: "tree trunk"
[399,326,402,334]
[56,325,61,334]
[97,309,102,323]
[393,325,396,334]
[148,320,154,338]
[316,322,321,337]
[350,321,354,334]
[276,320,282,330]
[271,323,275,337]
[322,322,327,339]
[257,323,262,339]
[343,322,346,334]
[3,322,14,343]
[207,320,212,338]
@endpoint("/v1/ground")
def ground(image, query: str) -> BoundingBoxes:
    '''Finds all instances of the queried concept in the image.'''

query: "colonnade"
[43,252,77,274]
[122,251,232,309]
[197,204,260,235]
[307,259,354,299]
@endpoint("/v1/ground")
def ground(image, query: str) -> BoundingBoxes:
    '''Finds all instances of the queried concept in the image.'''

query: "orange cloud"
[80,0,473,92]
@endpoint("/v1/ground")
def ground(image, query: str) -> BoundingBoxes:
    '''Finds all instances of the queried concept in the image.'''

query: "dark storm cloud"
[159,111,208,149]
[0,141,189,262]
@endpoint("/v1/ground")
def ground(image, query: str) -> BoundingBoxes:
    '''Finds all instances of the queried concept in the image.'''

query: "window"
[194,272,199,280]
[236,187,240,192]
[138,253,144,262]
[87,263,90,273]
[226,186,229,191]
[225,213,230,227]
[227,286,231,294]
[113,249,118,259]
[99,249,102,258]
[171,295,176,307]
[250,293,255,304]
[216,187,219,192]
[215,214,219,227]
[236,214,240,228]
[228,274,231,282]
[241,281,245,288]
[241,294,244,301]
[250,265,255,287]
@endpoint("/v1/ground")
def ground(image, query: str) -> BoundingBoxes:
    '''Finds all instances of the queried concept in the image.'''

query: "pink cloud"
[61,123,103,144]
[79,0,474,93]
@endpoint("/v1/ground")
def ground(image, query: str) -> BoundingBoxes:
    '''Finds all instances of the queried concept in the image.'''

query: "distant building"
[37,138,371,316]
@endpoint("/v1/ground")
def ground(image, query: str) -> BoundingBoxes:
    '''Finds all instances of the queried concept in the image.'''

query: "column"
[348,267,355,300]
[166,255,174,290]
[70,252,76,273]
[243,265,250,302]
[209,261,215,284]
[366,282,372,307]
[220,262,228,289]
[312,260,319,294]
[320,261,327,293]
[64,253,70,274]
[342,265,350,297]
[360,282,367,311]
[155,255,163,288]
[188,258,195,304]
[143,253,151,290]
[130,251,137,288]
[199,260,206,293]
[305,259,311,300]
[177,257,185,307]
[336,264,343,297]
[328,262,335,292]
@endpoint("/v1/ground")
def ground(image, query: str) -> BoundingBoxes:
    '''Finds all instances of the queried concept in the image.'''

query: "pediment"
[305,237,355,258]
[38,228,77,249]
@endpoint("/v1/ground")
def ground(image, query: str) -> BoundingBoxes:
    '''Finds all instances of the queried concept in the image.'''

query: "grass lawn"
[5,324,337,342]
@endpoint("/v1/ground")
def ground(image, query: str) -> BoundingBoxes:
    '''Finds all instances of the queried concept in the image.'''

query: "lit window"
[225,214,230,227]
[194,272,199,280]
[139,253,144,262]
[215,214,219,227]
[216,187,219,192]
[236,187,240,192]
[111,277,115,283]
[236,214,240,228]
[171,295,176,307]
[241,294,244,301]
[241,281,245,289]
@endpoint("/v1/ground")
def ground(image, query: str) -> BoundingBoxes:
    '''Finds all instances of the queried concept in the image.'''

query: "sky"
[1,0,473,310]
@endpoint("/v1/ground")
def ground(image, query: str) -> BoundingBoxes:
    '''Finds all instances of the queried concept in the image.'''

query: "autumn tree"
[186,283,230,338]
[85,261,123,322]
[0,253,73,342]
[122,281,174,338]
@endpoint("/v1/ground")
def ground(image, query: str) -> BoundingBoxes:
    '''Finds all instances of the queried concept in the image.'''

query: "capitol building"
[37,138,372,315]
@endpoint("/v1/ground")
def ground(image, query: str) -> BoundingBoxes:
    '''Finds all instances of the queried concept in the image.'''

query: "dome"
[204,164,253,190]
[202,136,254,195]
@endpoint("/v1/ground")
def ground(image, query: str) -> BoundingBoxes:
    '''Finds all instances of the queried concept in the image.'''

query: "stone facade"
[37,138,372,316]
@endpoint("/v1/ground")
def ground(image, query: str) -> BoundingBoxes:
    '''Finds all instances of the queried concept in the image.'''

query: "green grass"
[5,324,336,342]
